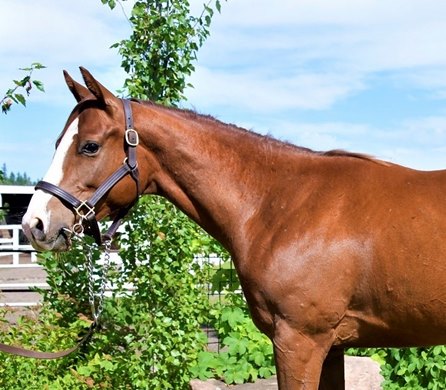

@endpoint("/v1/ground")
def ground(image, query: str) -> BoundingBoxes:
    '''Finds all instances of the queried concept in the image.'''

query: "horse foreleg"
[318,348,345,390]
[273,323,334,389]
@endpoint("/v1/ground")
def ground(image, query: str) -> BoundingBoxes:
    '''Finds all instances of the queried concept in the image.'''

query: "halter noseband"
[35,99,140,245]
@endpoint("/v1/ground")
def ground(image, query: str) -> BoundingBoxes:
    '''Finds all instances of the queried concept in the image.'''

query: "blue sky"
[2,0,446,181]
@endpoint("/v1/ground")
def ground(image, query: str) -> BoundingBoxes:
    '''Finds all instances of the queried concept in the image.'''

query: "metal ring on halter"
[72,223,84,235]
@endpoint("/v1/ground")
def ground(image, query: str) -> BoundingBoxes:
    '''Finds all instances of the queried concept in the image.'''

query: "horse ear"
[63,70,90,102]
[79,66,117,106]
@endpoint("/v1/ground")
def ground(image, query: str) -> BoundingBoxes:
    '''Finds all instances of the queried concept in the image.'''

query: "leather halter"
[35,98,140,246]
[0,100,140,359]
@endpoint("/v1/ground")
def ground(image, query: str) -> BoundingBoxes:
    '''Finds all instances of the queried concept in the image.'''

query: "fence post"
[12,225,19,265]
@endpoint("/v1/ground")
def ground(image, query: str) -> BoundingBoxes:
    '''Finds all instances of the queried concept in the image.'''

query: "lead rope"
[0,233,112,359]
[71,208,112,323]
[87,238,112,323]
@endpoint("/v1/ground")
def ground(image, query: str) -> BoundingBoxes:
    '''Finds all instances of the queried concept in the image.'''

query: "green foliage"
[348,346,446,389]
[210,258,240,293]
[101,0,118,9]
[379,347,446,389]
[0,307,92,389]
[0,195,278,387]
[107,0,224,105]
[1,63,46,114]
[0,197,230,388]
[192,293,276,384]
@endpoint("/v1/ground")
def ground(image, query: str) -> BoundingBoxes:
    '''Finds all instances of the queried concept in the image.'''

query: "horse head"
[22,68,146,251]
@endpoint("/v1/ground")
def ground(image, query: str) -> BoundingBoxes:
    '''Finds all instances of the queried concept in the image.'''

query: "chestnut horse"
[22,68,446,389]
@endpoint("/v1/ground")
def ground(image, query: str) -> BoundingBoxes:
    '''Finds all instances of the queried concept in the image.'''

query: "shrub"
[0,197,219,388]
[348,346,446,389]
[0,196,277,387]
[191,292,276,384]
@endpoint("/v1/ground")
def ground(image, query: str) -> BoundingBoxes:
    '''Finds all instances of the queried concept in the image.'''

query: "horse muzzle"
[22,215,72,252]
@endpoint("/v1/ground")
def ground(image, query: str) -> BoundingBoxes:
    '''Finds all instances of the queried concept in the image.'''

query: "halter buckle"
[74,201,95,220]
[125,129,139,147]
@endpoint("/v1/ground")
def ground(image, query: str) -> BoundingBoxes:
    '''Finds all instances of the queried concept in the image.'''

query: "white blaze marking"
[22,118,79,233]
[42,118,79,185]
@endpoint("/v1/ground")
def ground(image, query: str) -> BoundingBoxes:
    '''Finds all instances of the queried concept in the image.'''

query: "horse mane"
[321,149,388,165]
[132,99,386,165]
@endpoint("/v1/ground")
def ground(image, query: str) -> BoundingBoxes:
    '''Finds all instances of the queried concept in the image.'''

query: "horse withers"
[22,68,446,389]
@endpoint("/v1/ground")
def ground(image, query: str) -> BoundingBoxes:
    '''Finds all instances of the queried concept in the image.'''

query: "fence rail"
[0,283,48,307]
[0,224,37,267]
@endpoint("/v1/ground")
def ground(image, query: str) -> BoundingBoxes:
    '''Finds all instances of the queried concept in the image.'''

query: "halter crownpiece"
[35,98,140,245]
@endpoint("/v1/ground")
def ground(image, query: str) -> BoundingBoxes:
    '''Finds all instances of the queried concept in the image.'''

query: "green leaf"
[253,351,265,366]
[33,80,45,92]
[77,366,92,376]
[14,93,26,106]
[31,62,46,69]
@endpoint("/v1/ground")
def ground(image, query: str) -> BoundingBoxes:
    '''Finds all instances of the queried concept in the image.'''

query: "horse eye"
[81,142,100,155]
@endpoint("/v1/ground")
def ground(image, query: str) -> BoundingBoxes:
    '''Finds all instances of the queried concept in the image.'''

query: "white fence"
[0,224,42,306]
[0,224,37,267]
[0,224,123,306]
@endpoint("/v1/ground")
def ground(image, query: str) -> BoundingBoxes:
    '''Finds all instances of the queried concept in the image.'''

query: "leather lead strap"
[0,322,96,359]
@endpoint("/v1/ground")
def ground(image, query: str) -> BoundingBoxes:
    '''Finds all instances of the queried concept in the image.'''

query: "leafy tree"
[1,63,46,114]
[103,0,224,105]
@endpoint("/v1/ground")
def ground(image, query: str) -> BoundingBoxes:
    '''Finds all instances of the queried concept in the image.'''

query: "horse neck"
[135,104,274,255]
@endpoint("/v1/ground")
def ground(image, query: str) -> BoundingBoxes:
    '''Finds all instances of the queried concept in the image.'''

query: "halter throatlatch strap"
[35,98,140,246]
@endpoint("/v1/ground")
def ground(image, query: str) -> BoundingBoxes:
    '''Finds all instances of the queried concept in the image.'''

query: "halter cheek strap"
[35,99,140,245]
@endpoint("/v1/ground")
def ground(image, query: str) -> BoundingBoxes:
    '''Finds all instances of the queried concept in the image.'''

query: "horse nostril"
[36,218,44,231]
[30,217,45,241]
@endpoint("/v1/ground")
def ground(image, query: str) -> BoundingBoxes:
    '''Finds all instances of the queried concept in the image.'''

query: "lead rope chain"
[86,238,112,323]
[70,205,111,323]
